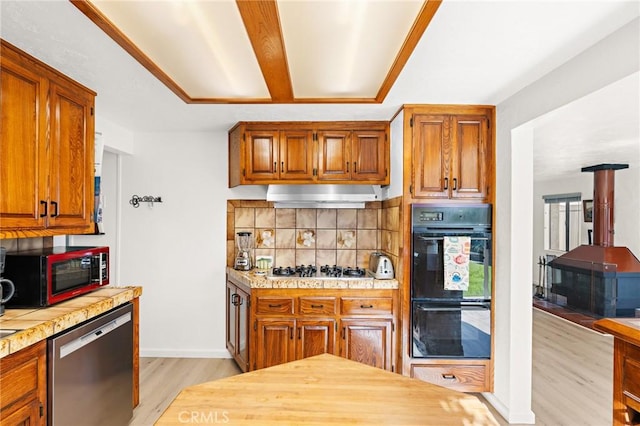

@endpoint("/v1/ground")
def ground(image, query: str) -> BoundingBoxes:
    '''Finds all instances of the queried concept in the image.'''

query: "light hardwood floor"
[130,309,614,425]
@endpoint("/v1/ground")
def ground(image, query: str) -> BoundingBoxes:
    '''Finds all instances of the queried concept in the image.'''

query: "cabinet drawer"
[299,297,337,315]
[341,297,393,315]
[255,297,294,315]
[410,364,487,392]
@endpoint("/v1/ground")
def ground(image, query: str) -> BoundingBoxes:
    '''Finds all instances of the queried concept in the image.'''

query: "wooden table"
[594,317,640,425]
[155,353,499,425]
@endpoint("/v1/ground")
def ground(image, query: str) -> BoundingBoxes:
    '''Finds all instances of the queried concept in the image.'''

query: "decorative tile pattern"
[337,230,356,249]
[256,228,275,248]
[296,230,316,248]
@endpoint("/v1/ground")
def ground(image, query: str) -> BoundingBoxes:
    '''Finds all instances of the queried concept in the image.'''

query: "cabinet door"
[279,130,314,180]
[0,400,41,426]
[256,318,296,369]
[317,130,351,181]
[236,286,250,372]
[48,81,94,230]
[351,130,386,181]
[340,319,393,371]
[244,130,279,181]
[225,282,239,361]
[297,319,336,359]
[412,115,450,198]
[0,56,48,230]
[450,115,489,200]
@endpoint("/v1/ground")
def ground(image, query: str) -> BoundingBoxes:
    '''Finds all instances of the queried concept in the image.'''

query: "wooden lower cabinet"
[231,284,398,372]
[0,341,47,426]
[226,279,250,372]
[410,363,489,392]
[340,319,392,371]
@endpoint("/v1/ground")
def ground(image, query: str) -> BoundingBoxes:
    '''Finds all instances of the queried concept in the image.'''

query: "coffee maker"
[234,232,253,271]
[0,247,16,316]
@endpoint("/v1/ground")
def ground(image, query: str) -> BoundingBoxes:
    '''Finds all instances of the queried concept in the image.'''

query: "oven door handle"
[417,236,490,241]
[416,305,489,311]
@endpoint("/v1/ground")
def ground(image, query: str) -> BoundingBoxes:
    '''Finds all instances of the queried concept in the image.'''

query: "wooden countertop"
[593,317,640,347]
[156,353,499,425]
[0,286,142,358]
[228,268,398,290]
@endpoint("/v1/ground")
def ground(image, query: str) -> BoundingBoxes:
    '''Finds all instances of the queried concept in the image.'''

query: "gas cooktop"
[269,265,370,279]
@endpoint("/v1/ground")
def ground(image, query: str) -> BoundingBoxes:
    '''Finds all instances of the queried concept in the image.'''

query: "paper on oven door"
[443,236,471,291]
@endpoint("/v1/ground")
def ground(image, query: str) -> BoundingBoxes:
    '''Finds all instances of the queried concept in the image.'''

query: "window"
[543,193,582,252]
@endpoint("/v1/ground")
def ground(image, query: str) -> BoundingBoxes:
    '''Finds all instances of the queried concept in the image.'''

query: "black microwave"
[3,246,109,307]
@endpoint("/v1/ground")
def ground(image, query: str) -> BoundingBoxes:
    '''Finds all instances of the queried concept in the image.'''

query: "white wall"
[488,17,640,423]
[116,130,264,357]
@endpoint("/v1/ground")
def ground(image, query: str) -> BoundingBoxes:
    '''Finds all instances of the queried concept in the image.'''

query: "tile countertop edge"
[227,268,399,290]
[0,286,143,359]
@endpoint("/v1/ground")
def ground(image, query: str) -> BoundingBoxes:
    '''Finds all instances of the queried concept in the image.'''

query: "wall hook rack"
[129,195,162,208]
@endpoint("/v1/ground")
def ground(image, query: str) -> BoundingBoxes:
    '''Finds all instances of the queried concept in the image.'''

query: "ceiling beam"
[70,0,193,104]
[376,0,442,103]
[235,0,294,103]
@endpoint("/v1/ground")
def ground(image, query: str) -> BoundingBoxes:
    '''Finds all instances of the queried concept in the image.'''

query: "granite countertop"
[0,286,142,359]
[227,268,398,290]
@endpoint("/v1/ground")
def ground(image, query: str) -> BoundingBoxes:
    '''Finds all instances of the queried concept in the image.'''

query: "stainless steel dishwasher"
[48,302,133,426]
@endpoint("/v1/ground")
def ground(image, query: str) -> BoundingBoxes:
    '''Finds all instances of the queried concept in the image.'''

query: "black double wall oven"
[411,204,492,359]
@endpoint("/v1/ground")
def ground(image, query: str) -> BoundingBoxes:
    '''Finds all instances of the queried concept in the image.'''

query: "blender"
[234,232,253,271]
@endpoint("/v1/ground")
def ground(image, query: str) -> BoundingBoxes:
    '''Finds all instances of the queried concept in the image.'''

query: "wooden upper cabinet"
[245,130,279,181]
[351,130,387,181]
[278,130,314,181]
[0,40,96,237]
[317,130,351,181]
[0,51,49,231]
[48,80,95,230]
[411,111,491,201]
[229,122,389,186]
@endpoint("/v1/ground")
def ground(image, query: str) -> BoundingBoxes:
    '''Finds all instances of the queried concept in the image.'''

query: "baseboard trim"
[140,348,232,358]
[482,393,536,424]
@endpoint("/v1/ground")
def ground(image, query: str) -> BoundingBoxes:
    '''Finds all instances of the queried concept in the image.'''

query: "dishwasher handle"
[59,311,132,359]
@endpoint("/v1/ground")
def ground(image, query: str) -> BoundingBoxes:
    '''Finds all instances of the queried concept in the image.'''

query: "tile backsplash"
[227,198,402,270]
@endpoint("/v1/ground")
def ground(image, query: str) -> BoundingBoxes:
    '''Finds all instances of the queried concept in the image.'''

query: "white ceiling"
[1,1,639,181]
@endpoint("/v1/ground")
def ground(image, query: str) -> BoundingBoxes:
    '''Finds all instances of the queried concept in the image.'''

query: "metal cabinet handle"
[40,200,48,217]
[231,293,239,306]
[354,161,357,173]
[444,177,449,190]
[273,162,277,173]
[268,304,282,308]
[281,161,284,172]
[346,162,349,173]
[290,328,294,340]
[50,200,59,217]
[310,304,324,308]
[360,304,374,309]
[237,296,244,306]
[441,373,456,380]
[452,178,457,191]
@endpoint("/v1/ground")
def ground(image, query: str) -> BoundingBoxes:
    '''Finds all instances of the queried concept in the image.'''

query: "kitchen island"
[156,353,499,425]
[226,268,399,373]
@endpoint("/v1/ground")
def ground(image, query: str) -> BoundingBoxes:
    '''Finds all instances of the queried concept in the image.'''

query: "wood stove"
[547,164,640,317]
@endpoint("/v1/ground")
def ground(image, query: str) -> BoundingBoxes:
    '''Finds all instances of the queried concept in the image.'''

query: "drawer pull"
[310,304,324,308]
[268,304,283,308]
[360,304,374,309]
[624,390,640,404]
[441,373,456,380]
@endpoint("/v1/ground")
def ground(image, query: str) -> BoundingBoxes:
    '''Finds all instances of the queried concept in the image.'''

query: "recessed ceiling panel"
[91,0,270,99]
[278,0,424,99]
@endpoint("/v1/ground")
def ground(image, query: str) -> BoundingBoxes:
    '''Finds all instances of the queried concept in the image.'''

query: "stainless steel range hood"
[266,184,381,208]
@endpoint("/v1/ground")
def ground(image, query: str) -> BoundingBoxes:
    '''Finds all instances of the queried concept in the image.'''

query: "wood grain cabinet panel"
[410,364,488,392]
[0,341,47,426]
[0,40,95,238]
[226,280,250,373]
[229,122,389,186]
[243,287,397,372]
[340,319,393,371]
[411,113,490,201]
